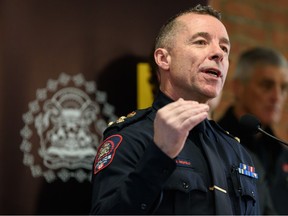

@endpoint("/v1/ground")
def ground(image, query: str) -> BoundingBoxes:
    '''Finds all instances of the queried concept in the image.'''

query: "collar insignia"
[108,111,137,126]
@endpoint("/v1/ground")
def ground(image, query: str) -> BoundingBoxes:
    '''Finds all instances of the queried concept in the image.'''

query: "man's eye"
[221,46,229,53]
[260,82,273,90]
[195,40,207,45]
[281,84,288,93]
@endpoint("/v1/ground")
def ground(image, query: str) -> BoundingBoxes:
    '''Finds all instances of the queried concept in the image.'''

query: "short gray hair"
[234,47,288,83]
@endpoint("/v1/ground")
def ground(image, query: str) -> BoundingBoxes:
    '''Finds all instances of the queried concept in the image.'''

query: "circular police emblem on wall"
[20,73,117,183]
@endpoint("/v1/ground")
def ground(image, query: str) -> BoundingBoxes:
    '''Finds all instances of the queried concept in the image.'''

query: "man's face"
[159,13,230,102]
[238,65,288,126]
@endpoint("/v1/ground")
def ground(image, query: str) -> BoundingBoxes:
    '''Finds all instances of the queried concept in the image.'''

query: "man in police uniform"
[218,47,288,214]
[90,4,260,214]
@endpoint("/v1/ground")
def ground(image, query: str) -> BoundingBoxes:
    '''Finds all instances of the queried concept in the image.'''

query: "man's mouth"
[204,68,222,77]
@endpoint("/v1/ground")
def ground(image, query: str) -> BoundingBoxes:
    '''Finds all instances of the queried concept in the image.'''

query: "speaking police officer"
[90,4,260,215]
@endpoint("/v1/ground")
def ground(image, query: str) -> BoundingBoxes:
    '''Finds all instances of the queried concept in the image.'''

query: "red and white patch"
[94,134,123,175]
[175,158,192,168]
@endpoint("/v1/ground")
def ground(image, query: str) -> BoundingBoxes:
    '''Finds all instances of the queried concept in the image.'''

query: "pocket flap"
[239,175,257,201]
[165,168,207,193]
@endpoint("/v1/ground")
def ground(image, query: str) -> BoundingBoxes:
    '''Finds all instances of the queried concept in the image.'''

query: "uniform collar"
[152,90,174,110]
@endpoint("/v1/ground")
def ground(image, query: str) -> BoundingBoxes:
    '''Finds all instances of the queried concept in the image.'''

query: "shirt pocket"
[164,167,208,193]
[239,174,257,214]
[239,174,257,200]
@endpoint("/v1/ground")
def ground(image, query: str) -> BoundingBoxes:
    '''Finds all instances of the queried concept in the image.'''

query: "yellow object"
[209,185,227,193]
[137,63,154,109]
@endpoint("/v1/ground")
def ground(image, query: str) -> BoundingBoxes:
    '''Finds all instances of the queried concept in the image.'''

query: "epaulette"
[211,120,241,143]
[224,130,241,143]
[103,107,153,135]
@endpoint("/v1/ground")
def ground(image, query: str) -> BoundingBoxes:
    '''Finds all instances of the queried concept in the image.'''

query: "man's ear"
[154,48,170,70]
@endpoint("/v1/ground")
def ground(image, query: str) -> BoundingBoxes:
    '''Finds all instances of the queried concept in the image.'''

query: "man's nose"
[271,85,285,102]
[209,45,224,62]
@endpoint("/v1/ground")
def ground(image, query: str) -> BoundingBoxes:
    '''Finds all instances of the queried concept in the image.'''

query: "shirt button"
[140,203,147,210]
[183,181,189,189]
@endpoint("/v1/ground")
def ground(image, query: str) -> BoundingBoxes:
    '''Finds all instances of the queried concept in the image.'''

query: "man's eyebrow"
[190,32,210,40]
[190,32,230,46]
[220,37,230,47]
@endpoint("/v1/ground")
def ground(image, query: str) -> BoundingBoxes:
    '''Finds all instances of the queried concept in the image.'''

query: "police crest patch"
[94,134,123,174]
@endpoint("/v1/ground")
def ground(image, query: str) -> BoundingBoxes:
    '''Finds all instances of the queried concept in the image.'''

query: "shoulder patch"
[93,134,123,175]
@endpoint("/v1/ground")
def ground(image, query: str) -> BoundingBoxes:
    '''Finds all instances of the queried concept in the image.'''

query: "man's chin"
[260,117,279,127]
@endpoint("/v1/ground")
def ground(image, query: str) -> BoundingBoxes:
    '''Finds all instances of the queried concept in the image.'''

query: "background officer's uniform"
[218,106,288,214]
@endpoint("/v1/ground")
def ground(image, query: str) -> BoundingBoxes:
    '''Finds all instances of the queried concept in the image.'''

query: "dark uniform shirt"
[218,106,288,215]
[90,91,260,215]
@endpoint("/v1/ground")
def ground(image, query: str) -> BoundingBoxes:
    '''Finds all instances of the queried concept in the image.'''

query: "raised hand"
[154,98,209,158]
